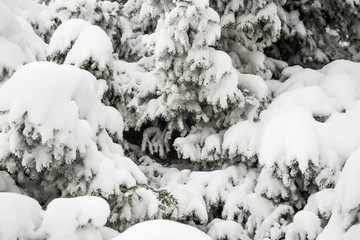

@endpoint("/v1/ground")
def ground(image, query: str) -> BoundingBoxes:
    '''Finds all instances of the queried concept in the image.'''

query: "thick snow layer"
[208,219,251,240]
[285,210,322,240]
[222,120,259,159]
[139,156,254,225]
[47,19,92,56]
[0,1,46,74]
[0,36,26,70]
[52,0,97,22]
[247,193,275,227]
[334,148,360,213]
[304,189,334,219]
[257,60,360,185]
[48,19,114,70]
[237,71,269,100]
[0,62,146,196]
[100,227,120,240]
[112,220,212,240]
[0,62,122,141]
[41,196,110,240]
[316,149,360,240]
[0,192,43,239]
[200,68,243,109]
[65,25,114,70]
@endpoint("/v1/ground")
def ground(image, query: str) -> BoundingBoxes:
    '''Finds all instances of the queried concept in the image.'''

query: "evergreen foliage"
[0,0,360,239]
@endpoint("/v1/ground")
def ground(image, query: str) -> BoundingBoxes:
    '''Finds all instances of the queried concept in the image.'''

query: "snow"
[259,103,321,173]
[222,120,259,159]
[0,193,118,240]
[118,16,133,43]
[208,219,251,240]
[0,0,46,78]
[287,210,322,240]
[1,1,360,239]
[65,25,114,70]
[48,19,92,56]
[0,61,146,198]
[236,3,281,42]
[52,0,97,22]
[112,220,212,240]
[254,204,293,240]
[256,60,360,188]
[41,196,110,240]
[316,149,360,240]
[123,187,159,221]
[152,28,176,57]
[48,19,115,73]
[247,193,275,227]
[200,68,243,109]
[0,192,43,239]
[237,71,269,100]
[255,168,289,201]
[0,36,26,69]
[99,227,120,240]
[334,148,360,213]
[0,62,122,140]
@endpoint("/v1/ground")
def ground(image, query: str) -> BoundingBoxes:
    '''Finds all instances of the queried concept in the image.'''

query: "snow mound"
[42,196,110,240]
[47,19,92,57]
[64,25,114,70]
[48,19,114,69]
[0,61,122,142]
[256,60,360,191]
[112,220,212,240]
[0,192,43,239]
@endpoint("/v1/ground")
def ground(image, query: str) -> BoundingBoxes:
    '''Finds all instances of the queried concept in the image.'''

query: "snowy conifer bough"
[122,0,269,166]
[1,0,360,239]
[0,62,151,226]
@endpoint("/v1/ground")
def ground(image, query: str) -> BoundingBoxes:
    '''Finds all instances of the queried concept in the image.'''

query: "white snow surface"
[0,193,118,240]
[0,192,43,239]
[208,219,251,240]
[285,210,322,240]
[0,62,146,195]
[0,1,46,73]
[112,220,212,240]
[47,19,92,56]
[0,61,122,141]
[65,25,114,69]
[316,148,360,240]
[48,19,114,70]
[255,60,360,180]
[41,196,110,240]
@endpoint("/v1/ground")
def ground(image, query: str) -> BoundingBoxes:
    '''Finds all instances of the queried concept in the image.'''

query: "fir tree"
[123,0,268,167]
